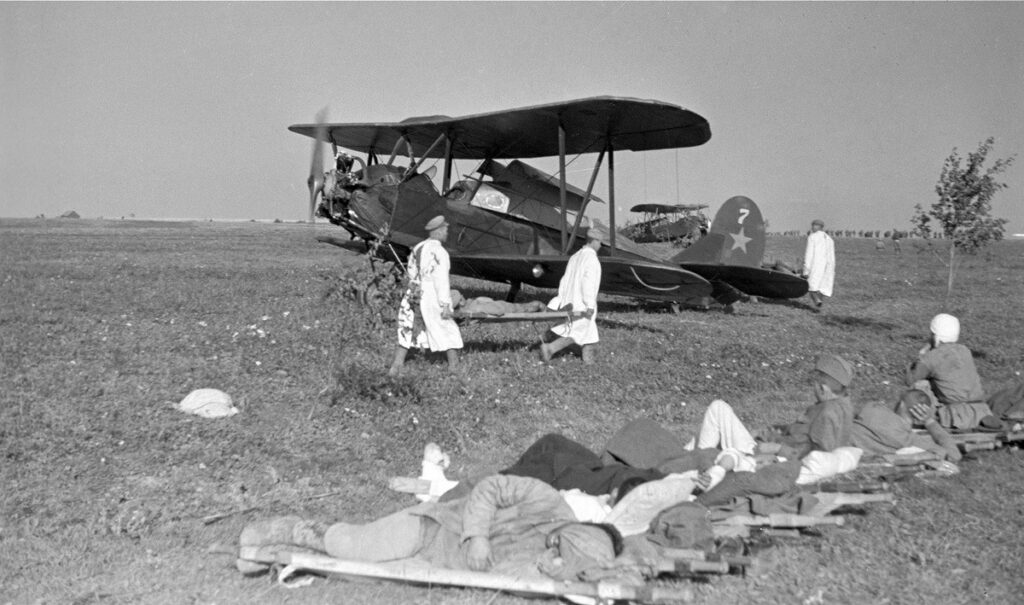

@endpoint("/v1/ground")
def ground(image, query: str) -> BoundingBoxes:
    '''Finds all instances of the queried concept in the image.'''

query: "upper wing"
[289,96,711,159]
[630,203,683,214]
[447,253,712,303]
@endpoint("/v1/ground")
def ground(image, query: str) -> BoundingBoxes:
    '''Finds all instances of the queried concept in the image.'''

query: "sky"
[2,2,1023,232]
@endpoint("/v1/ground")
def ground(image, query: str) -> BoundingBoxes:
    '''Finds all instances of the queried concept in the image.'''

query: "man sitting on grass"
[905,313,1001,431]
[237,474,625,583]
[758,354,856,462]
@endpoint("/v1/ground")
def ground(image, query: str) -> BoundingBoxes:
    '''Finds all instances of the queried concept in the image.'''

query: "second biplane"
[291,97,806,307]
[621,203,709,245]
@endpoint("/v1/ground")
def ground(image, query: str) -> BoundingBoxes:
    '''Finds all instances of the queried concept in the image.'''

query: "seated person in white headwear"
[905,313,1000,431]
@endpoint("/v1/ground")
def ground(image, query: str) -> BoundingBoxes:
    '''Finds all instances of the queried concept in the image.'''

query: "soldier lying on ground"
[422,355,959,525]
[755,354,857,462]
[237,474,632,584]
[449,289,547,316]
[855,388,962,462]
[500,398,758,502]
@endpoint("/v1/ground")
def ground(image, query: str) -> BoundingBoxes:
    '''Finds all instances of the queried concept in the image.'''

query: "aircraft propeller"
[306,107,329,223]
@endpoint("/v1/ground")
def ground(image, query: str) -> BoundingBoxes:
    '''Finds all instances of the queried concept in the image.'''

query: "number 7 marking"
[738,208,750,224]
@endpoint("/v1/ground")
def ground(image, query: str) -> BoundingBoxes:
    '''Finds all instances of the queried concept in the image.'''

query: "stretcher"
[238,548,696,604]
[711,491,895,538]
[851,451,961,483]
[453,310,588,323]
[933,426,1024,452]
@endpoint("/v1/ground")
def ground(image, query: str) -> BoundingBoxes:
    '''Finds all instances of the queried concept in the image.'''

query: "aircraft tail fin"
[669,196,766,267]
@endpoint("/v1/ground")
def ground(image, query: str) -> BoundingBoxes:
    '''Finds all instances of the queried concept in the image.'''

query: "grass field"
[2,218,1022,605]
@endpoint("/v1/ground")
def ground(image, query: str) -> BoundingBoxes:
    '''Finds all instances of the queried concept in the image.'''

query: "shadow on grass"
[596,317,671,334]
[749,296,819,312]
[820,314,899,331]
[461,339,539,353]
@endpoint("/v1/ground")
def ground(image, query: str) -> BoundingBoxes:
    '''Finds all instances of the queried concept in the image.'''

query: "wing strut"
[386,136,415,167]
[566,149,605,251]
[607,139,617,253]
[404,133,447,181]
[442,136,454,193]
[558,123,568,251]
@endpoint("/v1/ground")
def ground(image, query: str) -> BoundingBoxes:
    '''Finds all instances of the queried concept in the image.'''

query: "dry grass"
[1,218,1022,604]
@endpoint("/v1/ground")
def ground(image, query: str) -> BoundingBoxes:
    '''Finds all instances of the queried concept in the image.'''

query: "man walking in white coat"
[539,223,605,364]
[388,216,463,375]
[802,219,835,310]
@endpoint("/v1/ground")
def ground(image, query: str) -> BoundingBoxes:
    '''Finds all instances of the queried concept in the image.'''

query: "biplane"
[290,97,807,307]
[621,203,709,245]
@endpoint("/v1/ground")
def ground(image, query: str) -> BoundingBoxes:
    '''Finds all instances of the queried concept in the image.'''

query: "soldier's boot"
[540,337,574,363]
[236,516,328,575]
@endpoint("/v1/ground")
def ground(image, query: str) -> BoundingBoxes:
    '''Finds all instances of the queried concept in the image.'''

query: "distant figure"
[892,232,902,255]
[539,222,606,364]
[875,240,886,252]
[388,216,463,375]
[335,152,354,173]
[802,219,835,310]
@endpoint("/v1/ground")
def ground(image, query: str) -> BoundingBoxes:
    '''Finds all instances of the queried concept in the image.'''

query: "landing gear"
[505,281,521,303]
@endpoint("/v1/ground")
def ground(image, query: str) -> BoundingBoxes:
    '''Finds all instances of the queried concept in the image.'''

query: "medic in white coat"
[388,216,463,375]
[540,223,605,364]
[802,219,835,309]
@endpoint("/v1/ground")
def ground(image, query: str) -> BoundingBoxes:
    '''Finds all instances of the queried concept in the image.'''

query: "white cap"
[177,388,238,418]
[930,313,960,344]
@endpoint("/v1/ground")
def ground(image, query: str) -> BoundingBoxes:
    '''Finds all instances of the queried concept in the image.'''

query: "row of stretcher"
[245,423,1022,603]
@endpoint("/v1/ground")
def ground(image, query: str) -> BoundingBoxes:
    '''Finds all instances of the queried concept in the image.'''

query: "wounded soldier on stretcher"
[414,355,960,530]
[449,289,547,316]
[237,355,964,583]
[234,399,772,582]
[237,474,641,586]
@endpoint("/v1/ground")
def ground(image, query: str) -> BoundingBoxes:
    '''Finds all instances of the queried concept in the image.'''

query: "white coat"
[397,239,463,352]
[547,246,601,345]
[803,231,835,297]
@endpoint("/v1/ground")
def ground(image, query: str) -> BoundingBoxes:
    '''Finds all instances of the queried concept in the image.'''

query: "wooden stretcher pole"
[559,123,568,252]
[717,514,845,528]
[803,492,895,518]
[962,441,998,452]
[656,549,760,575]
[273,552,694,604]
